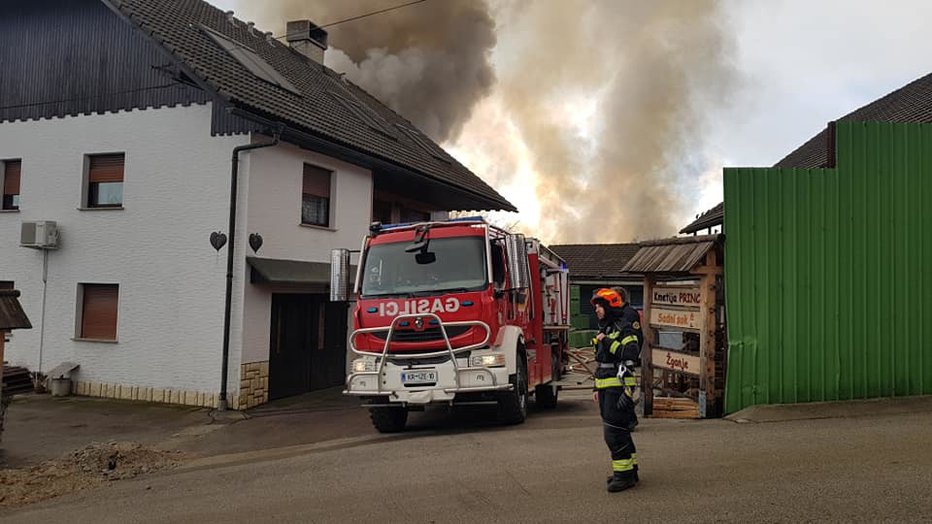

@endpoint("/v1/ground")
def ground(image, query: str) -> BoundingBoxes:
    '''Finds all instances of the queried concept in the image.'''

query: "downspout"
[218,131,281,411]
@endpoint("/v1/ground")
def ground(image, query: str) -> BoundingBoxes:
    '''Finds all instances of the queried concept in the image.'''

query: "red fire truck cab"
[331,217,570,433]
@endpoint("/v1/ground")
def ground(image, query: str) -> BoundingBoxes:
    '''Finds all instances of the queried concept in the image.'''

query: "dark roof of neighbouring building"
[549,243,641,280]
[775,72,932,168]
[680,71,932,234]
[107,0,515,212]
[622,235,722,274]
[679,202,723,235]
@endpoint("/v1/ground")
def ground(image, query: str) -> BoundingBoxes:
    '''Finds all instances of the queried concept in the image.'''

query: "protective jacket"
[593,303,643,390]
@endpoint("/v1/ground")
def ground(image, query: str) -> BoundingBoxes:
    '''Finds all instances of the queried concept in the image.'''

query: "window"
[2,160,21,210]
[86,154,124,208]
[202,26,300,95]
[302,164,332,227]
[79,284,119,341]
[361,236,487,297]
[328,91,396,139]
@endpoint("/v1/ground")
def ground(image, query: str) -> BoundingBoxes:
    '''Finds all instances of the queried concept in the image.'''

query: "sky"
[212,0,932,244]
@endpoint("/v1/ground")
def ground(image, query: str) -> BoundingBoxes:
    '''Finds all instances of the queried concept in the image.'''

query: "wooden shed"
[1,289,32,439]
[622,235,726,419]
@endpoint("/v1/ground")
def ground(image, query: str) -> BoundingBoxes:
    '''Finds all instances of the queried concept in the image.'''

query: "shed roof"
[0,290,32,330]
[622,235,721,274]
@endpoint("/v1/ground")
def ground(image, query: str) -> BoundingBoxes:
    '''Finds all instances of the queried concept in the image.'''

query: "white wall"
[239,141,373,365]
[0,104,249,393]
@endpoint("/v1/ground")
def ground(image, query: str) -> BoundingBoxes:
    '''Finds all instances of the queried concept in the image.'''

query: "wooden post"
[697,249,718,418]
[1,330,6,438]
[642,275,655,416]
[0,330,5,391]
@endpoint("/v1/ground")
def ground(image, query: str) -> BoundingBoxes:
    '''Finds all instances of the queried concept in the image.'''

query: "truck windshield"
[361,236,487,297]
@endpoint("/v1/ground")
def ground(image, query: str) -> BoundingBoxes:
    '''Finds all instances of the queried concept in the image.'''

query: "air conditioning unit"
[21,221,60,249]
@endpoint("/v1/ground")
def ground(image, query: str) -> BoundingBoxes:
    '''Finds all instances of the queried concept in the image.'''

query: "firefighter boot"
[607,471,637,493]
[607,467,639,485]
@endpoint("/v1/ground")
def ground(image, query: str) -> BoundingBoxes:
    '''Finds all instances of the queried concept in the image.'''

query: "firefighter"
[590,287,643,493]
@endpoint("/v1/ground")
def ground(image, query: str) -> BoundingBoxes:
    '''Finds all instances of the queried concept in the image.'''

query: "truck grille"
[371,325,471,342]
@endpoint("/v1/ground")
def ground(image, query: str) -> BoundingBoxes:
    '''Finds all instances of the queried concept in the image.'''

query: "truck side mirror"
[330,248,352,301]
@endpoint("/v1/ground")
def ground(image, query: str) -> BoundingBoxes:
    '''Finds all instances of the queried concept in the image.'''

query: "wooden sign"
[652,348,701,376]
[649,306,704,331]
[651,286,702,308]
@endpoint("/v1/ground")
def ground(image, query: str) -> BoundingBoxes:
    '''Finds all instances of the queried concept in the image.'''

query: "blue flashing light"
[462,300,474,306]
[367,307,378,313]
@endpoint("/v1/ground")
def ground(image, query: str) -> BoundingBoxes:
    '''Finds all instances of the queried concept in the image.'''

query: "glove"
[615,390,635,412]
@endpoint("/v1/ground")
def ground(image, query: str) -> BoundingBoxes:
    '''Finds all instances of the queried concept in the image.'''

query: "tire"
[497,353,528,425]
[369,407,408,433]
[535,384,558,410]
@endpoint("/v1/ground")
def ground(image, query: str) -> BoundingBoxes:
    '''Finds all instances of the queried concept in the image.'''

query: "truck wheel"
[535,384,558,409]
[497,354,528,425]
[369,407,408,433]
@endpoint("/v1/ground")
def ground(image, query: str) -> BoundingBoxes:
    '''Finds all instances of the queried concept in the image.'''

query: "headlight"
[470,353,506,367]
[352,358,377,373]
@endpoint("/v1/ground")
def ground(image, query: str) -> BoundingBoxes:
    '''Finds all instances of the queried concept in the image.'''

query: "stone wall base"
[237,361,269,410]
[72,381,219,409]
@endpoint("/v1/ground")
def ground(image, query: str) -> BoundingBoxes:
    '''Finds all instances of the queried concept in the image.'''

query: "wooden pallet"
[652,396,700,419]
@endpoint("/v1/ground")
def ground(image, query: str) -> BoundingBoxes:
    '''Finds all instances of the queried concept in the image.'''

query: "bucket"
[50,378,72,397]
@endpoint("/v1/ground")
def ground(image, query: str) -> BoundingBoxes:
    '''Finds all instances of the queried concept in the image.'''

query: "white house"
[0,0,514,409]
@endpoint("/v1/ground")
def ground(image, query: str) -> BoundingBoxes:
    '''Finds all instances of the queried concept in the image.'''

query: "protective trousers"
[598,387,637,478]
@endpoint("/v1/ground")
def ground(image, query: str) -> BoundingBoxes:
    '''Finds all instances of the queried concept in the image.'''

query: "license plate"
[401,369,437,385]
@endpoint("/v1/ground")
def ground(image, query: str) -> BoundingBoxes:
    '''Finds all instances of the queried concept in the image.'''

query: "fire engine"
[330,217,569,433]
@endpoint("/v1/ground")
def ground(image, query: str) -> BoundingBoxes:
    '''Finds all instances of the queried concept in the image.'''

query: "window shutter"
[303,164,331,198]
[3,160,21,195]
[82,284,119,340]
[88,154,125,183]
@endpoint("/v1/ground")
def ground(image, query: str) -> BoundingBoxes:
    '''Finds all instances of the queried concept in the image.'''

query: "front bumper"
[345,357,512,405]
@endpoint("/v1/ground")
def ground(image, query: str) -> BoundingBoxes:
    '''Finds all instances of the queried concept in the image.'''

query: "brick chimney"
[286,20,328,64]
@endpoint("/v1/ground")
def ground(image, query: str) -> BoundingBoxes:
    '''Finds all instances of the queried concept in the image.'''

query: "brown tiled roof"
[549,244,641,280]
[679,202,723,235]
[622,235,722,274]
[776,72,932,168]
[0,290,31,331]
[107,0,515,212]
[681,72,932,233]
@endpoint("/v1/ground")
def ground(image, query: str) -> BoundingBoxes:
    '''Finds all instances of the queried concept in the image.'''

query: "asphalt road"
[6,391,932,523]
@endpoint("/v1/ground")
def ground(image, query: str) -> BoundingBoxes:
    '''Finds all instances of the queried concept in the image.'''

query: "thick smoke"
[490,0,736,242]
[231,0,735,243]
[241,0,496,143]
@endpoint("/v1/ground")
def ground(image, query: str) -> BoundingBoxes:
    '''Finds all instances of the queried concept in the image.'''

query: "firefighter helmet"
[590,288,623,308]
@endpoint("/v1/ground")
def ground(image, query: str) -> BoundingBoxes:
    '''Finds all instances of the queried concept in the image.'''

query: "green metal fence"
[724,122,932,413]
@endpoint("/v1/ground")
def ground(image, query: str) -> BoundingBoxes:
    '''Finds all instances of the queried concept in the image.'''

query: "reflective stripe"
[623,376,638,387]
[607,331,620,340]
[621,335,639,346]
[609,341,622,354]
[612,458,635,472]
[632,453,638,465]
[598,363,618,369]
[595,377,622,389]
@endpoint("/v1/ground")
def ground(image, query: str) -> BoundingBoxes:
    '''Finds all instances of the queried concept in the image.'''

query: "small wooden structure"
[622,235,725,419]
[1,289,32,440]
